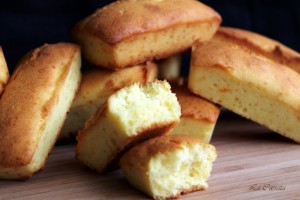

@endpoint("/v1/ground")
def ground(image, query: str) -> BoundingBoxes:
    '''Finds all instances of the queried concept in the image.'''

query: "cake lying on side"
[0,43,81,179]
[72,0,221,69]
[76,80,181,173]
[120,134,217,200]
[189,36,300,143]
[170,83,220,143]
[59,62,158,140]
[0,47,9,95]
[215,27,300,74]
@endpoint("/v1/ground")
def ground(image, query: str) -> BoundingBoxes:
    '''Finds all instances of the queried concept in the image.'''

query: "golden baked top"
[0,43,80,167]
[72,0,221,44]
[171,83,220,122]
[120,134,216,169]
[215,27,300,70]
[191,38,300,106]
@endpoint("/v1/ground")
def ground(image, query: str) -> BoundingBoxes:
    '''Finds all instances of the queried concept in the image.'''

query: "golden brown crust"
[0,43,80,167]
[72,0,221,45]
[191,38,300,98]
[190,35,300,143]
[76,102,109,143]
[164,186,206,200]
[191,38,300,96]
[0,47,9,95]
[120,134,215,171]
[171,83,220,123]
[215,27,300,73]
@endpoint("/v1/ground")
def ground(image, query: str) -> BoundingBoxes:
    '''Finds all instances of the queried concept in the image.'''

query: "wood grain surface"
[1,113,299,200]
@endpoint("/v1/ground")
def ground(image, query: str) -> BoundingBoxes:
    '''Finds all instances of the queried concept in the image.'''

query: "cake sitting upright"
[71,0,221,69]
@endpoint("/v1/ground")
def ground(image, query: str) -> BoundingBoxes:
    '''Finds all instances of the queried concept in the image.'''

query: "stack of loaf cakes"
[70,0,221,199]
[70,0,300,198]
[0,0,300,200]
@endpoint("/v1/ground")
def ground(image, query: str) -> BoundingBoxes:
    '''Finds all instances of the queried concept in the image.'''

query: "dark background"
[0,0,299,72]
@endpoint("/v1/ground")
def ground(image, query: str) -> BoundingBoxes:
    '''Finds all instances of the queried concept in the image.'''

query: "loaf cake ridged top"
[0,43,79,167]
[191,39,300,106]
[216,27,300,69]
[73,0,221,44]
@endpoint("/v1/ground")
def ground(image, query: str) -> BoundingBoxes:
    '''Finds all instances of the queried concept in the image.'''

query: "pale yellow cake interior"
[108,80,180,134]
[148,144,215,199]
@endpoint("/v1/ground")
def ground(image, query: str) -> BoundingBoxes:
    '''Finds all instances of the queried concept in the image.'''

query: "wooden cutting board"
[1,113,299,199]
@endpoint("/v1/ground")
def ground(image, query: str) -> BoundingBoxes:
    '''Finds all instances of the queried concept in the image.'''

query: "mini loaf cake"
[120,134,217,200]
[188,36,300,143]
[72,0,221,69]
[0,43,81,179]
[76,80,181,173]
[59,62,158,140]
[170,82,221,143]
[215,27,300,74]
[0,47,9,95]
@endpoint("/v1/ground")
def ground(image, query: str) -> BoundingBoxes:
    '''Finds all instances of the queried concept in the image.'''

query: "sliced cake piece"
[120,134,217,200]
[76,80,181,173]
[59,62,157,140]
